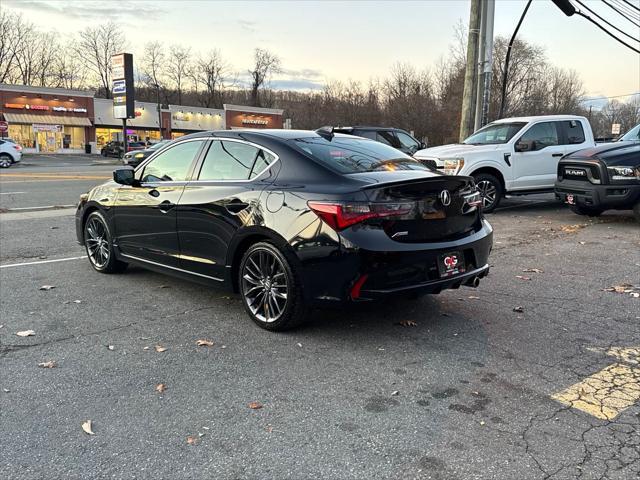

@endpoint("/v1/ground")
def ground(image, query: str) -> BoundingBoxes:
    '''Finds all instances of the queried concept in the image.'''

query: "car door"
[395,131,422,156]
[113,139,206,267]
[511,121,565,190]
[177,138,278,279]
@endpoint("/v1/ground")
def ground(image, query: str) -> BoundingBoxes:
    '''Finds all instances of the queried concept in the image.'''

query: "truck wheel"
[633,202,640,224]
[570,205,603,217]
[473,173,503,213]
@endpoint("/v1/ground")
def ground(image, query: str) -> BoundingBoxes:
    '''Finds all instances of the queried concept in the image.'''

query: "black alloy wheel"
[239,242,306,331]
[0,154,12,168]
[473,173,503,213]
[84,211,127,273]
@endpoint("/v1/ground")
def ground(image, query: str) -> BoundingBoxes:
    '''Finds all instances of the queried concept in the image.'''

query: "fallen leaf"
[143,346,150,350]
[248,401,263,410]
[38,360,56,368]
[397,320,418,327]
[82,420,95,435]
[480,421,486,426]
[16,330,35,337]
[513,306,524,313]
[154,345,167,353]
[468,295,480,299]
[560,224,587,234]
[155,383,167,393]
[296,343,303,348]
[522,268,543,273]
[107,345,114,351]
[578,241,586,245]
[196,339,214,347]
[515,275,531,281]
[631,293,640,298]
[186,435,199,445]
[73,300,82,304]
[39,285,55,291]
[391,390,399,396]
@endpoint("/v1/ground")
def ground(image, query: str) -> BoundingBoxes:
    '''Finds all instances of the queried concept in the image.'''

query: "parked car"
[123,139,172,167]
[76,129,493,331]
[414,115,596,212]
[101,141,146,158]
[555,142,640,222]
[329,126,426,156]
[0,139,23,168]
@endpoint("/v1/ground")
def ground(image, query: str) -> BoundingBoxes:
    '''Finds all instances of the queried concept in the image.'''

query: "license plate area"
[438,251,465,278]
[565,194,575,205]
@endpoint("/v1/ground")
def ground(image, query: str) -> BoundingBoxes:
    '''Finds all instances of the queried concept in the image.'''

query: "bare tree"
[248,48,281,107]
[51,39,88,89]
[141,41,167,135]
[195,49,229,108]
[77,22,125,98]
[0,12,31,84]
[167,44,191,105]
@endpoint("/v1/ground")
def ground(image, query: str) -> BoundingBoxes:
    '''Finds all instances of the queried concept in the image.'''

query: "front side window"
[293,137,430,174]
[620,124,640,142]
[519,122,559,151]
[376,131,399,147]
[464,122,526,145]
[141,140,203,182]
[563,121,585,145]
[396,131,420,153]
[198,140,276,180]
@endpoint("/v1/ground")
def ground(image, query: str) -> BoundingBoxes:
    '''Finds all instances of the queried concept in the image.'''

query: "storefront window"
[63,126,85,150]
[171,132,185,139]
[96,128,161,148]
[7,124,35,149]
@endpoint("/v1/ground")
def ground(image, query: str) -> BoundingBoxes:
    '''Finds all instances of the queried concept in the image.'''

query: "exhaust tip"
[467,276,480,288]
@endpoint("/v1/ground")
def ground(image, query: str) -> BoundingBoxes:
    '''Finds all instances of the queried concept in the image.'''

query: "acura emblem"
[440,190,451,206]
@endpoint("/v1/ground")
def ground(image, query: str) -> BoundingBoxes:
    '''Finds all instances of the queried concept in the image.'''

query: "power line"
[620,0,640,13]
[575,10,640,53]
[582,92,640,101]
[575,0,639,42]
[602,0,640,28]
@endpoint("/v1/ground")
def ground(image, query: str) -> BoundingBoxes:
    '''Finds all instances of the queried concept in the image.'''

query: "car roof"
[174,129,368,142]
[492,115,588,124]
[567,142,640,159]
[334,126,409,132]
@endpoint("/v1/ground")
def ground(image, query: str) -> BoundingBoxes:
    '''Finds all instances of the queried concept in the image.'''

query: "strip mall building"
[0,84,285,154]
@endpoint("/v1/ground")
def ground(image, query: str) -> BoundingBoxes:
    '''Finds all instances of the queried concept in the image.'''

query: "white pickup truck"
[414,115,596,211]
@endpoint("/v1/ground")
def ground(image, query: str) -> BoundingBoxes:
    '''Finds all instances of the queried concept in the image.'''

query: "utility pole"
[474,0,495,130]
[459,0,482,142]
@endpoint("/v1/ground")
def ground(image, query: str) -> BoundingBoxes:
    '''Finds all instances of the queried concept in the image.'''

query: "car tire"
[570,205,603,217]
[0,154,12,168]
[84,211,128,274]
[239,241,307,331]
[473,173,503,213]
[633,201,640,224]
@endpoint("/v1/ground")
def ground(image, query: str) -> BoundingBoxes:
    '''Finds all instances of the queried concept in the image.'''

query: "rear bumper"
[302,219,493,305]
[555,180,640,210]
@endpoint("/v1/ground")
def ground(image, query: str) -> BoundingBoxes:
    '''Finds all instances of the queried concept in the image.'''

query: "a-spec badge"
[440,190,451,206]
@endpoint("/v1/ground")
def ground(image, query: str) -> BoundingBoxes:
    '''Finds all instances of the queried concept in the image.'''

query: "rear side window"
[519,122,559,151]
[563,121,585,145]
[353,130,377,141]
[376,131,399,147]
[293,137,430,174]
[198,140,276,180]
[141,140,204,182]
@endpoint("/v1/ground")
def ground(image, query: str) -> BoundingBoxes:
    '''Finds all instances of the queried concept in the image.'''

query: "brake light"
[13,144,22,151]
[308,201,412,231]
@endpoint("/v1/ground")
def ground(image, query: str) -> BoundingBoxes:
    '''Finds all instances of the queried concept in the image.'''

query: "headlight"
[134,153,145,158]
[442,158,465,175]
[608,166,640,181]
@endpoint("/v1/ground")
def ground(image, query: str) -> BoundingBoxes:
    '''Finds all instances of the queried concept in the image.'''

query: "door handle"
[552,153,564,158]
[225,199,249,214]
[148,189,160,197]
[158,200,175,213]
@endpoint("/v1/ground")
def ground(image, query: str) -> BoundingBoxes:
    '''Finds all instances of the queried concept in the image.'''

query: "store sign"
[242,118,269,125]
[32,124,62,132]
[111,53,135,119]
[52,106,88,113]
[4,103,49,111]
[611,124,621,135]
[0,121,8,132]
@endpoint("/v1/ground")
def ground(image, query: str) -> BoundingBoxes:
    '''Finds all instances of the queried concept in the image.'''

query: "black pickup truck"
[555,142,640,222]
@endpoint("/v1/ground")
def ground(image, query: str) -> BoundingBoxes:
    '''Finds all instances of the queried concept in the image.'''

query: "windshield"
[463,122,526,145]
[619,124,640,142]
[149,141,170,150]
[293,136,432,174]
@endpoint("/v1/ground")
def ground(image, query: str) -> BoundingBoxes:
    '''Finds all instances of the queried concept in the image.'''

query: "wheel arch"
[470,166,506,191]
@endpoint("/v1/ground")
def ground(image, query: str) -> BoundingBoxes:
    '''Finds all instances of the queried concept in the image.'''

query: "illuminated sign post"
[111,53,135,152]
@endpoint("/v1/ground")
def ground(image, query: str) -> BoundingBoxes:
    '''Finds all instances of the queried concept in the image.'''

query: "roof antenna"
[315,126,334,140]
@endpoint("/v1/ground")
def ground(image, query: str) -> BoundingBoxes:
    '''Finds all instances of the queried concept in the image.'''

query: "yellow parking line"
[551,347,640,420]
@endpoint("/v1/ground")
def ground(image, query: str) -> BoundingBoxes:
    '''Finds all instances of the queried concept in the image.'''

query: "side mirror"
[420,142,427,150]
[515,140,532,152]
[113,167,135,186]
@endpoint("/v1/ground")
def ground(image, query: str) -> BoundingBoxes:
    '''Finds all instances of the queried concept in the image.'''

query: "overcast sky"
[5,0,639,103]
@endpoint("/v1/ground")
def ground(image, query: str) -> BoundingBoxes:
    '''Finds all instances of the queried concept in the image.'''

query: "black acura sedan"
[76,129,493,330]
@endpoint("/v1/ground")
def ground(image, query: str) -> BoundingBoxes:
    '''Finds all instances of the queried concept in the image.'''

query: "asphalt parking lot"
[1,154,639,479]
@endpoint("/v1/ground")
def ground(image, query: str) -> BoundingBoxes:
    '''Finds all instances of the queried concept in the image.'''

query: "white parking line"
[0,192,26,195]
[0,256,86,269]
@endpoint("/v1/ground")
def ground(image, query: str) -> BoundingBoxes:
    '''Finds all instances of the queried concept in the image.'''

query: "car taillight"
[13,144,22,151]
[308,201,412,231]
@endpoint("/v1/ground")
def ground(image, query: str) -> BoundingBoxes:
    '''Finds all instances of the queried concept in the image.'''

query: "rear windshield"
[463,122,526,145]
[293,136,431,174]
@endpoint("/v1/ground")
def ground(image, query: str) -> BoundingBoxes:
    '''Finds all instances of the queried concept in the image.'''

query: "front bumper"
[302,219,493,304]
[555,180,640,210]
